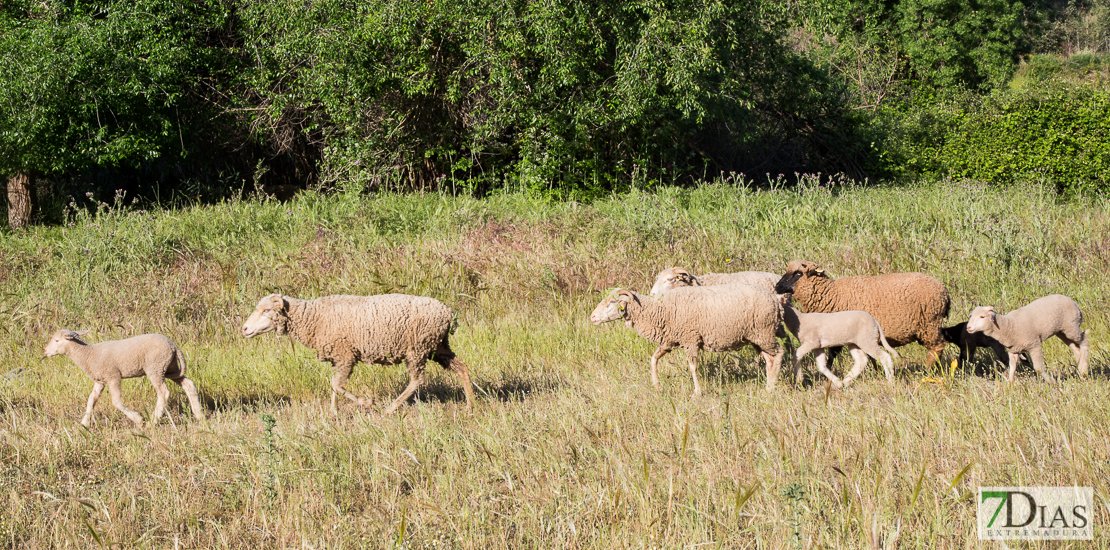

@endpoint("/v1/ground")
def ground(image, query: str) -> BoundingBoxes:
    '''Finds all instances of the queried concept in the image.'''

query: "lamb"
[241,293,475,414]
[774,260,950,367]
[44,330,205,427]
[778,297,897,389]
[589,285,785,393]
[649,267,779,297]
[965,295,1090,383]
[942,322,1014,372]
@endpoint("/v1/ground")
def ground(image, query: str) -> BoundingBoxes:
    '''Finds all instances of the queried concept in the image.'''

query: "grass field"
[0,176,1107,548]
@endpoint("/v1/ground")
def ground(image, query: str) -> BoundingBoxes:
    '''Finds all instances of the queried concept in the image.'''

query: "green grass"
[0,176,1107,548]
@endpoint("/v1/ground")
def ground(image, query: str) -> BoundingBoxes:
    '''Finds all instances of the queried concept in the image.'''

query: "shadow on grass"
[414,371,565,406]
[200,392,294,413]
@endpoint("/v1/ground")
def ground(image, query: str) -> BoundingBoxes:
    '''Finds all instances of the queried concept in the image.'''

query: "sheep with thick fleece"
[779,298,897,389]
[589,285,785,393]
[44,330,204,427]
[774,260,950,367]
[965,295,1090,383]
[241,293,474,414]
[649,267,778,297]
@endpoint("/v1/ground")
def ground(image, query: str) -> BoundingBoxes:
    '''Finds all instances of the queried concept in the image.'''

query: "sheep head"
[242,294,290,337]
[589,289,639,325]
[774,260,827,295]
[44,329,89,356]
[649,267,700,297]
[965,306,997,334]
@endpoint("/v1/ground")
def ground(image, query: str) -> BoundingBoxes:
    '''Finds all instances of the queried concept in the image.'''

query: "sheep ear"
[814,268,824,275]
[268,294,287,311]
[70,330,89,338]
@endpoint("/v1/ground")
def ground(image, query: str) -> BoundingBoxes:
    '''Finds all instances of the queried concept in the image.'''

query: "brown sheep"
[774,260,950,367]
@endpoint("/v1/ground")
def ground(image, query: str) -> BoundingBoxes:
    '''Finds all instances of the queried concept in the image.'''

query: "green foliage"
[789,0,1029,99]
[215,0,868,197]
[0,0,231,177]
[875,71,1110,192]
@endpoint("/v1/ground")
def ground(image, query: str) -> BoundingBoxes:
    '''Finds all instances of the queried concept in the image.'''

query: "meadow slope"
[0,177,1107,548]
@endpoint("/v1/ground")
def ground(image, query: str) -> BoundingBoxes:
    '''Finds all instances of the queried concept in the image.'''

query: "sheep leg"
[683,346,701,396]
[434,343,475,409]
[988,341,1010,376]
[650,347,670,390]
[1004,352,1021,382]
[841,346,869,387]
[1078,330,1090,376]
[814,350,843,390]
[792,342,820,386]
[171,376,206,420]
[877,351,895,383]
[148,376,171,425]
[383,361,427,415]
[329,360,368,415]
[1027,347,1054,383]
[107,379,144,426]
[81,382,105,427]
[1060,331,1089,377]
[762,348,783,392]
[960,341,975,368]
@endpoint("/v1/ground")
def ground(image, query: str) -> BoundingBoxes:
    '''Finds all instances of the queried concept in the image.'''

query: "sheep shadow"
[697,351,774,387]
[413,371,564,406]
[199,393,294,414]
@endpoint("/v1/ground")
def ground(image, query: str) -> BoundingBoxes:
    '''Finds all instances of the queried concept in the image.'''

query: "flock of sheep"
[44,260,1092,426]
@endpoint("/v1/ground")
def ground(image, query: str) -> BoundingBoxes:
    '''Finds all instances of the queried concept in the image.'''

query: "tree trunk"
[7,172,36,230]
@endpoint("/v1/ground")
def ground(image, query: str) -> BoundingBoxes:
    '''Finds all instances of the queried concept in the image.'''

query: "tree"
[0,0,229,227]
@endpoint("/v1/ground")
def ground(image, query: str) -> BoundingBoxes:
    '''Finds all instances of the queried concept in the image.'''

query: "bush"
[875,76,1110,193]
[221,0,875,198]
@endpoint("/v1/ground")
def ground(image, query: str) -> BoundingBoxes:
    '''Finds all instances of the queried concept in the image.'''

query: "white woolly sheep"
[241,293,475,414]
[649,267,779,297]
[774,260,950,367]
[779,298,897,389]
[965,294,1090,383]
[589,285,785,393]
[44,330,205,427]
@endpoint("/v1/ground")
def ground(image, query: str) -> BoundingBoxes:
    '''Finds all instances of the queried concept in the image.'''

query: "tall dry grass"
[0,176,1106,548]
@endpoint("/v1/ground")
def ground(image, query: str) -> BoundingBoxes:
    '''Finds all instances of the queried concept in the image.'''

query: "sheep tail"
[169,347,188,379]
[878,326,899,359]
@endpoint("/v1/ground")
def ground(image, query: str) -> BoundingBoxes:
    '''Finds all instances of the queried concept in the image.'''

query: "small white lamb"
[44,330,205,427]
[779,296,897,389]
[965,295,1090,382]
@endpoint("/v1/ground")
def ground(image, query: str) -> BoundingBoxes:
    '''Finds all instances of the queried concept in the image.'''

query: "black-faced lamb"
[44,330,205,427]
[942,322,1015,372]
[241,293,475,414]
[965,294,1090,383]
[774,260,950,367]
[649,267,779,297]
[589,285,785,393]
[779,298,897,389]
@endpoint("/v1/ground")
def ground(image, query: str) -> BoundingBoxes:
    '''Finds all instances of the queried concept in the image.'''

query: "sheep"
[942,322,1014,373]
[778,296,897,389]
[589,285,785,393]
[44,330,205,427]
[965,295,1090,383]
[649,267,779,297]
[774,260,950,367]
[241,293,475,414]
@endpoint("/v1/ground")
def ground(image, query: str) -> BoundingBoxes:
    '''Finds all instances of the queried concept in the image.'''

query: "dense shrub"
[875,77,1110,192]
[235,0,870,197]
